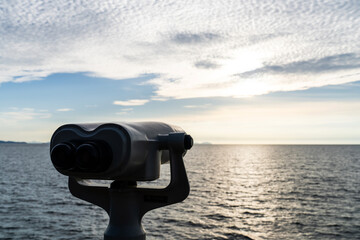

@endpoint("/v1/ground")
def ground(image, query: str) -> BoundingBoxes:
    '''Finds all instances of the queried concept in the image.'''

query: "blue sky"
[1,1,360,143]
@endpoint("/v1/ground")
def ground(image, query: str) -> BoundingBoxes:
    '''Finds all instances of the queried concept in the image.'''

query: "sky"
[1,0,360,144]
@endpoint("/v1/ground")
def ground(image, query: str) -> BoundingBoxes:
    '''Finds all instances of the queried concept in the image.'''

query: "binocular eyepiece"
[50,122,192,181]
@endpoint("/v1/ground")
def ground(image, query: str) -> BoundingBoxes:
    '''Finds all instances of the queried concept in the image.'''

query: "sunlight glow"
[221,49,264,75]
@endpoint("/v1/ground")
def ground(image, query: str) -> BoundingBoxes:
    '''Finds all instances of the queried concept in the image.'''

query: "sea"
[0,144,359,240]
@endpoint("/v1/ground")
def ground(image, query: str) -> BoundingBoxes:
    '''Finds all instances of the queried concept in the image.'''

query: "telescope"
[50,122,193,240]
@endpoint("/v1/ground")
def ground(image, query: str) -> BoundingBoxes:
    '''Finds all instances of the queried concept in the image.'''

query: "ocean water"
[0,144,359,240]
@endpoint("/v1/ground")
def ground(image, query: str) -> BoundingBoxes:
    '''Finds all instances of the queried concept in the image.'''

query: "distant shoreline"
[0,140,359,146]
[0,140,28,144]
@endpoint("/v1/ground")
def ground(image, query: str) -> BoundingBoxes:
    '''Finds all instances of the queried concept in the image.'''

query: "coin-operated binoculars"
[50,122,193,240]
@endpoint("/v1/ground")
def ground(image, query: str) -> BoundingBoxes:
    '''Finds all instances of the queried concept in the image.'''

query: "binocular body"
[50,122,186,181]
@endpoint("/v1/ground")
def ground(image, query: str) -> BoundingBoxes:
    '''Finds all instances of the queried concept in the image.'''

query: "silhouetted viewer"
[50,122,193,240]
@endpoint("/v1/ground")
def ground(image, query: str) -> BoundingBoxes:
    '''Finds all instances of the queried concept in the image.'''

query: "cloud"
[194,60,220,69]
[170,32,221,45]
[1,1,360,98]
[184,104,211,109]
[0,108,51,121]
[56,108,74,112]
[113,99,149,106]
[116,108,133,115]
[240,53,360,76]
[248,32,291,45]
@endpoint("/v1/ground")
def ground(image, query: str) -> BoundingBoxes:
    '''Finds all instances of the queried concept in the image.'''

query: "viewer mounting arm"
[50,122,193,240]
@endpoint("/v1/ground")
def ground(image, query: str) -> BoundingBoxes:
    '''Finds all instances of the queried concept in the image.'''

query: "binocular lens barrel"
[50,142,110,172]
[76,143,101,171]
[50,143,76,170]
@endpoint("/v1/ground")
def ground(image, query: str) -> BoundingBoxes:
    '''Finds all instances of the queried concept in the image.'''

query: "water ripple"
[1,144,360,239]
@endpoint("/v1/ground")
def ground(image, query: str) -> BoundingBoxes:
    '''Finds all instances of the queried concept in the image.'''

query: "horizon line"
[1,140,360,146]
